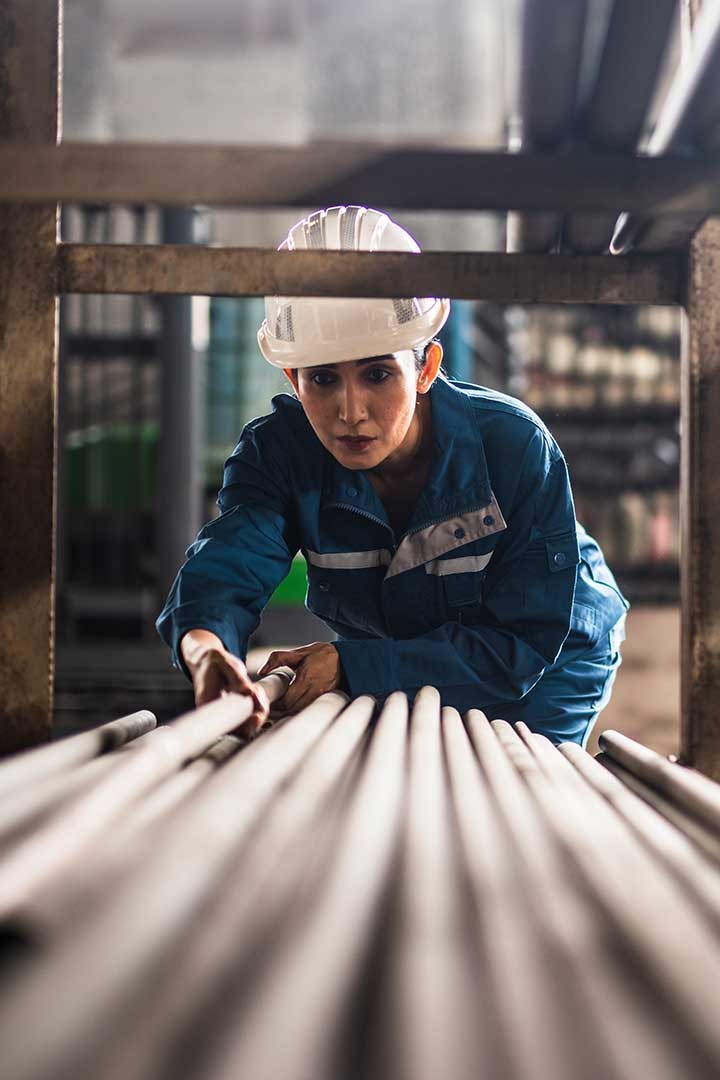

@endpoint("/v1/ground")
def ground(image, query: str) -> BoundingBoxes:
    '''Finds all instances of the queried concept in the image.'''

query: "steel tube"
[0,711,156,796]
[598,752,720,866]
[88,695,377,1080]
[370,692,483,1080]
[446,707,599,1080]
[0,690,348,1080]
[13,737,245,938]
[196,692,408,1080]
[506,722,720,1070]
[560,740,720,927]
[599,729,720,831]
[0,670,293,918]
[465,710,701,1080]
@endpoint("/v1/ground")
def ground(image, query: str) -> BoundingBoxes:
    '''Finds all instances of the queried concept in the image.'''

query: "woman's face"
[285,348,439,471]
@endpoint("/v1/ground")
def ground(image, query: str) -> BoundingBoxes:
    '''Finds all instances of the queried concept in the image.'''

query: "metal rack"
[2,0,720,777]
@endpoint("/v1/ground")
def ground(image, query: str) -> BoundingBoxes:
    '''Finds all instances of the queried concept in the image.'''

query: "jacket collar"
[320,376,494,533]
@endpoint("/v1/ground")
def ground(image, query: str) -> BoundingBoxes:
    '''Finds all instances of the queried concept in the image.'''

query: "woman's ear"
[417,342,443,394]
[283,368,300,394]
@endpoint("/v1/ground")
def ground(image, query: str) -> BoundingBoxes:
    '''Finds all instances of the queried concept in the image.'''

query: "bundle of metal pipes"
[0,684,719,1080]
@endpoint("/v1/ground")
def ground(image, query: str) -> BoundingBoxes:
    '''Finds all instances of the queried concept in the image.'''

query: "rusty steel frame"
[2,141,720,215]
[0,0,61,753]
[1,0,720,780]
[57,243,683,306]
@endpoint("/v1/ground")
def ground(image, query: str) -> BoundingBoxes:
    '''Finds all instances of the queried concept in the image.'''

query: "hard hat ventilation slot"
[305,214,325,249]
[392,298,421,325]
[340,206,361,249]
[275,305,295,342]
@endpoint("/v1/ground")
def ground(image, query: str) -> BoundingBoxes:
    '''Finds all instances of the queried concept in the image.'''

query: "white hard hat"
[257,206,451,369]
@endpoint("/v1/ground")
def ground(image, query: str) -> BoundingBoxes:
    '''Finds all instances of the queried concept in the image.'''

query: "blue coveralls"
[157,376,629,746]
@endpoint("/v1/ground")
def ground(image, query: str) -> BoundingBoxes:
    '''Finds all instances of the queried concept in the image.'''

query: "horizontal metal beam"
[0,142,719,215]
[57,244,683,305]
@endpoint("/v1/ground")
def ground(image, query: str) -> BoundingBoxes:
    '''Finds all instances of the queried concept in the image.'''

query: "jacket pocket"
[305,573,338,622]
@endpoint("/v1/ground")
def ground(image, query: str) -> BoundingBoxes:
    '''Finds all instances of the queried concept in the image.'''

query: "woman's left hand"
[257,642,345,715]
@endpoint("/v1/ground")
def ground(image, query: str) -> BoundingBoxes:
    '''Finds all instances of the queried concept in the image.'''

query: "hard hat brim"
[258,297,451,369]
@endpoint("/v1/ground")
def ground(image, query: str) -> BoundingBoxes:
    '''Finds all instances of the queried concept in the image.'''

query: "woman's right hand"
[180,629,270,736]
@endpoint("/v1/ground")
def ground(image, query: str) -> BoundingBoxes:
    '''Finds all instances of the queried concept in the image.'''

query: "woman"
[157,205,628,743]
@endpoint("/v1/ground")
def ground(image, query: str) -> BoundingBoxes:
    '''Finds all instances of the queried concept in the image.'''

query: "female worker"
[157,205,628,745]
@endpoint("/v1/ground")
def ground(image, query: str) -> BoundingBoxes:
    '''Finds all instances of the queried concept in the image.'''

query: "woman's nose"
[338,384,369,425]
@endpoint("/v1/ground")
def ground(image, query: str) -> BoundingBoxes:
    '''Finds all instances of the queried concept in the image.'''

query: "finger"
[258,643,322,675]
[257,649,306,676]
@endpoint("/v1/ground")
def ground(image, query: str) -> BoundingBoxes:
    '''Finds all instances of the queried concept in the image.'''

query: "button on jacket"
[157,376,629,730]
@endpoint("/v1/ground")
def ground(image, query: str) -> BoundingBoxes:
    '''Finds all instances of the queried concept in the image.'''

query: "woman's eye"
[366,368,390,383]
[310,372,335,386]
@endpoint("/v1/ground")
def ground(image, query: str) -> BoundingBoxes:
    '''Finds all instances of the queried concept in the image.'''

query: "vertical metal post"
[679,0,720,779]
[0,0,61,752]
[681,217,720,779]
[157,210,204,602]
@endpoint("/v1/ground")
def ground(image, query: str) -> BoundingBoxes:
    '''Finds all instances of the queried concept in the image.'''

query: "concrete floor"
[587,605,679,756]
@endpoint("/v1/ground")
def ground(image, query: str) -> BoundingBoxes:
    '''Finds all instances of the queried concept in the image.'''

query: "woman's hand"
[257,642,344,716]
[180,629,270,737]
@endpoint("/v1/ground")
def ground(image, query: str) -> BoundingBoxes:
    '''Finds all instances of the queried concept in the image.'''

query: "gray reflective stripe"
[386,494,507,579]
[305,548,392,570]
[425,552,494,577]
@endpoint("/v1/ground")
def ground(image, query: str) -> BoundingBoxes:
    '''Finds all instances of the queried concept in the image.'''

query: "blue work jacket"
[157,376,628,712]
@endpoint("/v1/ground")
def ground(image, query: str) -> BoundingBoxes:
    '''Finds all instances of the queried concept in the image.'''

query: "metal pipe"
[598,752,720,866]
[0,754,119,850]
[85,695,377,1080]
[87,694,378,1080]
[446,707,600,1080]
[599,729,720,832]
[0,711,156,796]
[0,690,348,1080]
[194,692,408,1080]
[560,740,720,927]
[611,0,720,252]
[12,737,245,938]
[465,710,700,1080]
[370,692,483,1080]
[0,670,293,918]
[504,721,720,1070]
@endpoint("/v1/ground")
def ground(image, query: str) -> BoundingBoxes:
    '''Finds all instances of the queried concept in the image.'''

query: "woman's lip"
[337,436,376,447]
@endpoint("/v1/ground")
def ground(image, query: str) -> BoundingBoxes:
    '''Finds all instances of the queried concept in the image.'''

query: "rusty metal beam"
[506,0,588,253]
[611,0,720,252]
[680,217,720,780]
[55,244,683,305]
[1,142,720,215]
[565,0,678,253]
[0,0,61,753]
